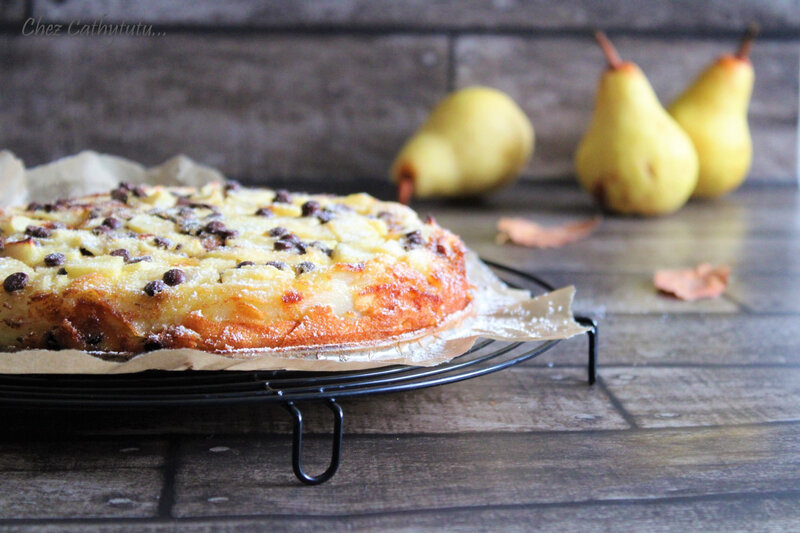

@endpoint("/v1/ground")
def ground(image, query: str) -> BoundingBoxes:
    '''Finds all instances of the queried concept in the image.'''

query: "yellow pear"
[390,86,534,203]
[669,26,756,198]
[575,32,699,216]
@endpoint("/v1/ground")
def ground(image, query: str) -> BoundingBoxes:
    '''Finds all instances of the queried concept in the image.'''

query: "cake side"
[0,182,471,354]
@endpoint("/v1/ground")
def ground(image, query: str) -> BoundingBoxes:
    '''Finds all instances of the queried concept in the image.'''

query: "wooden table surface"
[1,183,799,532]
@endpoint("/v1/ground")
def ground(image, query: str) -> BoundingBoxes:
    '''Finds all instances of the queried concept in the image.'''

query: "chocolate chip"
[27,202,43,212]
[217,228,238,241]
[110,249,131,262]
[162,268,186,286]
[404,230,425,250]
[153,237,172,249]
[57,267,68,276]
[273,240,294,251]
[118,181,133,191]
[236,261,255,268]
[128,255,153,264]
[225,180,242,192]
[265,261,288,270]
[294,262,315,275]
[44,330,61,350]
[177,198,219,213]
[273,190,291,203]
[143,336,163,351]
[317,210,335,224]
[143,280,166,296]
[301,200,321,216]
[436,243,448,255]
[278,233,300,243]
[268,226,289,237]
[3,272,28,293]
[44,253,66,267]
[80,247,94,257]
[102,217,122,229]
[255,207,273,217]
[132,185,147,198]
[110,188,129,203]
[25,226,51,238]
[204,220,225,233]
[274,233,307,254]
[85,332,104,345]
[92,225,112,235]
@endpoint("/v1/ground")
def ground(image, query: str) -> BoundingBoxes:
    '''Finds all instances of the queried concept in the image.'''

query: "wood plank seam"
[3,418,799,443]
[156,437,181,519]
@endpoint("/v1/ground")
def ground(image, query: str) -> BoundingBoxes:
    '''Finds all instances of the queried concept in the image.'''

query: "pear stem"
[397,173,414,205]
[736,23,759,60]
[594,31,623,69]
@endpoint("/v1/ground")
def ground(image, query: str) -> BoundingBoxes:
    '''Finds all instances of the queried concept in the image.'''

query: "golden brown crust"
[0,183,471,355]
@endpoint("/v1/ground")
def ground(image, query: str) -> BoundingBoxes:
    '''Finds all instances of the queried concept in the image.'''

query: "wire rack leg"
[282,399,343,485]
[575,316,598,385]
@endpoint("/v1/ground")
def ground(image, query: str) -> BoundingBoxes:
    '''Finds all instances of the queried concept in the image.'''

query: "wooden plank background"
[0,0,797,186]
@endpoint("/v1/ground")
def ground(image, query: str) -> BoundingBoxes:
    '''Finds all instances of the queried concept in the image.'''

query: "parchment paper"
[0,151,587,373]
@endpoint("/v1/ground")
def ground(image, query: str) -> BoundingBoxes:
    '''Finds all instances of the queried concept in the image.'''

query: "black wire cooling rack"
[0,260,597,484]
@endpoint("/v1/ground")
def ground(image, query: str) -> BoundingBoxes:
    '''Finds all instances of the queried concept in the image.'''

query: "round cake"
[0,182,471,354]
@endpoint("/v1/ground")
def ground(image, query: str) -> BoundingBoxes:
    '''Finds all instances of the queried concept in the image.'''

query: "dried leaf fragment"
[653,263,730,301]
[496,216,601,248]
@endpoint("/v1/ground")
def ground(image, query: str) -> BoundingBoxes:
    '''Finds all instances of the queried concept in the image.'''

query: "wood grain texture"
[171,422,800,516]
[1,33,795,184]
[31,0,800,31]
[536,314,800,367]
[431,184,800,239]
[603,367,800,428]
[0,0,26,23]
[0,366,625,437]
[471,234,800,274]
[505,271,739,315]
[0,440,166,519]
[455,36,798,182]
[0,34,447,181]
[0,470,162,519]
[7,492,800,532]
[0,439,166,470]
[728,274,800,313]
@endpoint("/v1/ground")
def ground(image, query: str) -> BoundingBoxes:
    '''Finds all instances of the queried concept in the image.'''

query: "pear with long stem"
[575,32,698,216]
[669,25,757,198]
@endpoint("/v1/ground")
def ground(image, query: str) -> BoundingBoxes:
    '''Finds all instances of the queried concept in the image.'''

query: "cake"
[0,182,471,354]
